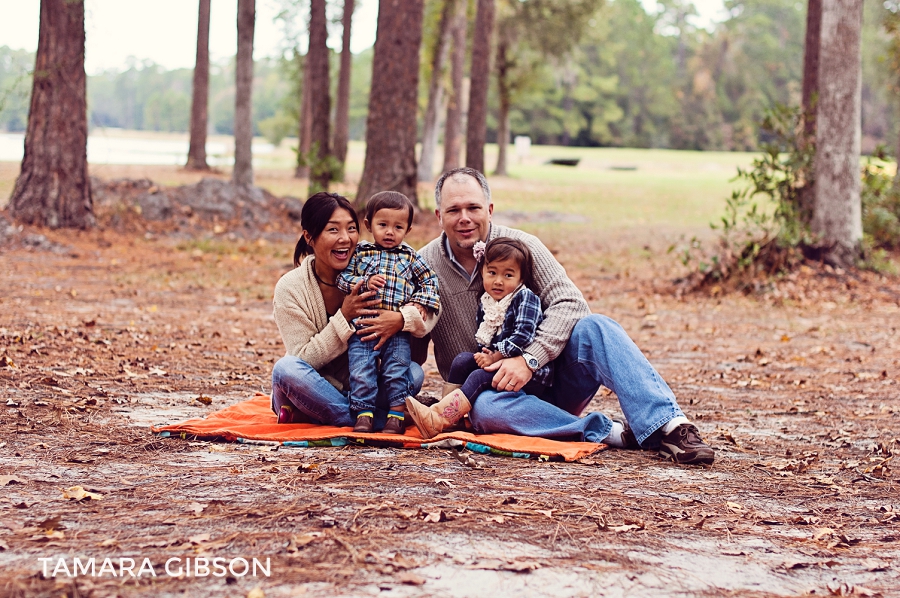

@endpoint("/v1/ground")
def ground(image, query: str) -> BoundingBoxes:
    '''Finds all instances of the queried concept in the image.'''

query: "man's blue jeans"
[347,331,412,414]
[271,350,424,429]
[468,314,684,446]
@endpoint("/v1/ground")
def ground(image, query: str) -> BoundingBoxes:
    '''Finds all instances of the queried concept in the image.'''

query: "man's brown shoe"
[658,423,715,465]
[614,419,641,450]
[353,415,374,433]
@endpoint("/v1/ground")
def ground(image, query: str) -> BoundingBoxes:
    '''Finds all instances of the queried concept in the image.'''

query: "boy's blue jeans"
[468,314,685,447]
[271,350,423,429]
[347,331,412,414]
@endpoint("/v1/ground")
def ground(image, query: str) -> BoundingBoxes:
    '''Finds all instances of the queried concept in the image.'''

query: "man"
[413,167,714,465]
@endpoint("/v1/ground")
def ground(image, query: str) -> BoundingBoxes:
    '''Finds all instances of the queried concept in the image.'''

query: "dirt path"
[0,226,897,597]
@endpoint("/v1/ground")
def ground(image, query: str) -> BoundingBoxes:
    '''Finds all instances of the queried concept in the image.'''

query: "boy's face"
[365,208,410,249]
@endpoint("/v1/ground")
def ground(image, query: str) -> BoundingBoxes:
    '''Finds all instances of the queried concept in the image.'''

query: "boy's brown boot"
[382,407,407,435]
[405,389,472,440]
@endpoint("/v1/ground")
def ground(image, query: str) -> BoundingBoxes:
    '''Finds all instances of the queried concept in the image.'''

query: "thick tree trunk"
[307,0,332,193]
[186,0,211,171]
[494,39,510,176]
[333,0,354,178]
[356,0,425,208]
[465,0,495,173]
[418,0,455,182]
[811,0,863,267]
[442,0,467,172]
[232,0,255,187]
[10,0,93,229]
[295,62,311,178]
[801,0,821,132]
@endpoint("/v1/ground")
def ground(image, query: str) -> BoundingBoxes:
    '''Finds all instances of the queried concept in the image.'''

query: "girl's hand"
[474,348,499,369]
[368,274,387,289]
[340,280,379,321]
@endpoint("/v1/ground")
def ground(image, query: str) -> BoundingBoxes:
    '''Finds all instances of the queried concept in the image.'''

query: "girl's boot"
[405,390,472,439]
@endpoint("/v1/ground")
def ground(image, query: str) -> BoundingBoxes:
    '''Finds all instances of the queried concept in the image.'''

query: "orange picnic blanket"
[151,394,604,462]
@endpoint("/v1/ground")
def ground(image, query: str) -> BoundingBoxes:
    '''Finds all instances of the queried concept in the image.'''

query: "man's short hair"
[434,167,491,209]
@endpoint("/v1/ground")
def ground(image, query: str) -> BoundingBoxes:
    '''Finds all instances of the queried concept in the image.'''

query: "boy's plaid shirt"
[476,287,553,386]
[337,241,441,313]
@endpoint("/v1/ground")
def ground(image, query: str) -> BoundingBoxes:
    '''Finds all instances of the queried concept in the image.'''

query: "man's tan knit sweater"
[273,255,437,391]
[417,224,592,380]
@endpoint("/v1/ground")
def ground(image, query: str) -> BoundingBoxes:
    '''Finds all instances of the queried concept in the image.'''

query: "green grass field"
[1,135,757,239]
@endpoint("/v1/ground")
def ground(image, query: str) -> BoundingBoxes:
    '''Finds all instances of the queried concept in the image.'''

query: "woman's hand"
[356,310,404,350]
[340,280,379,321]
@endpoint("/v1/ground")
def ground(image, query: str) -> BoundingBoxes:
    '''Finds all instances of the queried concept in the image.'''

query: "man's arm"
[517,231,591,368]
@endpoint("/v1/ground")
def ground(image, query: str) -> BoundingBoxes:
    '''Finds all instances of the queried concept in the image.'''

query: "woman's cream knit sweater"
[272,255,437,391]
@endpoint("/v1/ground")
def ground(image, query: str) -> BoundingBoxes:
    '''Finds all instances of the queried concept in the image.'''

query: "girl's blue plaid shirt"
[336,241,441,316]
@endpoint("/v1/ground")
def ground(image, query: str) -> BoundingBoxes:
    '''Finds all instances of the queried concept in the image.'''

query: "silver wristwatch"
[522,352,540,372]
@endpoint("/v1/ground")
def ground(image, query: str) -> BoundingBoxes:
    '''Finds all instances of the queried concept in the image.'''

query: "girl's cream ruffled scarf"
[475,285,524,347]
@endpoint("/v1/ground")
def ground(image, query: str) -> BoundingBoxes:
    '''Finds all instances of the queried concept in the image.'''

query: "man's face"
[435,175,493,252]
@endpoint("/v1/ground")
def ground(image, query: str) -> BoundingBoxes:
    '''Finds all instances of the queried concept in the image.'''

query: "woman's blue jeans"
[271,354,424,428]
[468,314,685,447]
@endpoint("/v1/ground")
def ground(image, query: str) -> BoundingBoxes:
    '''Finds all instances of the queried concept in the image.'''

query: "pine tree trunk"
[494,37,510,176]
[307,0,332,193]
[232,0,255,187]
[801,0,821,132]
[442,0,467,172]
[811,0,863,267]
[356,0,425,209]
[418,0,455,182]
[465,0,495,173]
[10,0,93,229]
[295,60,311,178]
[798,0,821,218]
[333,0,354,178]
[186,0,211,171]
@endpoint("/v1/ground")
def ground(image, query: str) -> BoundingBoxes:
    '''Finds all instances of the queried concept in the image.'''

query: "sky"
[0,0,727,75]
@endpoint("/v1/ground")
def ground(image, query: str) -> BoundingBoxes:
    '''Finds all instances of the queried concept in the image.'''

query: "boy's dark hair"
[483,237,535,291]
[365,191,414,228]
[293,192,358,266]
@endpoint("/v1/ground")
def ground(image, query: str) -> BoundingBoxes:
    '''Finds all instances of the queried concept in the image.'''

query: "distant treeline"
[0,0,896,152]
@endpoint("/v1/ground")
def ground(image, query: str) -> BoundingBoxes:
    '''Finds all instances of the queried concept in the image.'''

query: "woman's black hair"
[293,192,358,266]
[365,191,414,228]
[482,237,536,291]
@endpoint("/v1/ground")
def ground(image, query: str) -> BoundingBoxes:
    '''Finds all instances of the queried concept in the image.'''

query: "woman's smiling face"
[306,208,359,273]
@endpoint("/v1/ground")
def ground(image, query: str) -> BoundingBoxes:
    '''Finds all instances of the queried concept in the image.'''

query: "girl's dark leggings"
[447,352,545,403]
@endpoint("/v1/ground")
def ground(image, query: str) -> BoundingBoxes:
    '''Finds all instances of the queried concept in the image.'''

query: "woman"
[271,192,436,428]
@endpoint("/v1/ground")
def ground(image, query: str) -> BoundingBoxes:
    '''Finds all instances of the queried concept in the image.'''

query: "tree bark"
[232,0,255,187]
[466,0,495,173]
[186,0,211,171]
[494,35,510,176]
[798,0,822,219]
[442,0,467,172]
[811,0,863,267]
[418,0,455,182]
[333,0,354,178]
[295,58,311,178]
[356,0,425,209]
[802,0,821,136]
[307,0,332,193]
[10,0,93,229]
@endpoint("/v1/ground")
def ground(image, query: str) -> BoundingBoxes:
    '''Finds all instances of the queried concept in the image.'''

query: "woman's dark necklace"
[311,259,339,288]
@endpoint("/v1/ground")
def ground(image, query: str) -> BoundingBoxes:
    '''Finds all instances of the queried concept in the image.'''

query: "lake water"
[0,132,275,166]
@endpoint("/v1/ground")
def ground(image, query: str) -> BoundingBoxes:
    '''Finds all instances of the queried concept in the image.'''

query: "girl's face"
[482,257,523,301]
[305,208,359,273]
